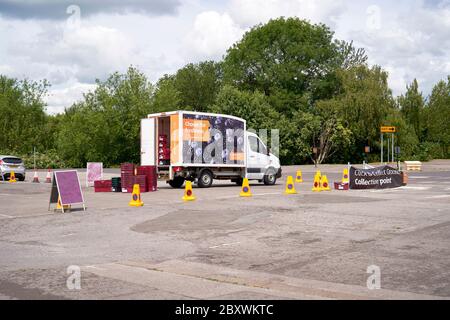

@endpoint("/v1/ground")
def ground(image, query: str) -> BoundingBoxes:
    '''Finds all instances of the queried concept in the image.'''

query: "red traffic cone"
[32,171,40,183]
[45,169,52,183]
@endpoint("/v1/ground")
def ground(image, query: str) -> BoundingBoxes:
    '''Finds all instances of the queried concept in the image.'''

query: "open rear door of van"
[141,118,156,165]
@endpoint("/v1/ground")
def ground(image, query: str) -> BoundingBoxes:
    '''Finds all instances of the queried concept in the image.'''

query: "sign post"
[380,126,396,164]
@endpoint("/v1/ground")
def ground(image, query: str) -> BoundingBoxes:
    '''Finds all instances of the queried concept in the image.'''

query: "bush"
[409,142,445,161]
[19,150,68,169]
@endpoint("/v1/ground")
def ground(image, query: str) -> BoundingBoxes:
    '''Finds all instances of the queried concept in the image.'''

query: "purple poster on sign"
[55,170,85,205]
[86,162,103,187]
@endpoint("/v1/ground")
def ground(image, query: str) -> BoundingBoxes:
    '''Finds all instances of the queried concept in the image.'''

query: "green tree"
[210,85,279,130]
[174,61,222,111]
[222,17,367,112]
[311,65,396,163]
[57,66,154,166]
[0,75,50,154]
[152,75,182,112]
[398,79,424,140]
[426,76,450,157]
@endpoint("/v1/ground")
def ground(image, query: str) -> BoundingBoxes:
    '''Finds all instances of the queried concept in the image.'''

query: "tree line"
[1,17,449,168]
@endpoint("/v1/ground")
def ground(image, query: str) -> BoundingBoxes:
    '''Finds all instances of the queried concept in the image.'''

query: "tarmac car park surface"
[0,161,449,299]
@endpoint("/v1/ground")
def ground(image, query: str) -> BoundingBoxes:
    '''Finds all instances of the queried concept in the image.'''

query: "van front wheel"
[263,169,277,185]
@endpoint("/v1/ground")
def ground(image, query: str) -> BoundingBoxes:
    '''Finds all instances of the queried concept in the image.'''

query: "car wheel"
[198,169,213,188]
[168,176,185,188]
[263,169,277,185]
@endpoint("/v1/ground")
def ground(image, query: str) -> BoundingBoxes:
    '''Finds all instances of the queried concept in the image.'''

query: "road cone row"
[295,170,303,183]
[45,169,52,183]
[285,176,297,194]
[311,170,331,192]
[183,181,196,201]
[312,171,321,192]
[55,195,71,212]
[9,171,17,183]
[129,184,144,206]
[32,171,40,183]
[342,168,349,184]
[240,178,252,197]
[129,169,336,206]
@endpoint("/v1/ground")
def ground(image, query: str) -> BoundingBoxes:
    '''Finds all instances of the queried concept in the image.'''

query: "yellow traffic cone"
[320,175,331,191]
[316,170,321,179]
[239,178,252,197]
[312,173,321,192]
[285,176,297,194]
[55,195,70,212]
[295,170,303,183]
[32,171,40,183]
[129,184,144,206]
[9,171,17,183]
[342,168,349,184]
[182,180,196,201]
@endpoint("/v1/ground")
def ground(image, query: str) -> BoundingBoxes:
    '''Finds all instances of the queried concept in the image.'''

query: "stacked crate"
[133,174,148,193]
[94,180,112,192]
[120,163,135,193]
[158,135,170,166]
[136,165,157,192]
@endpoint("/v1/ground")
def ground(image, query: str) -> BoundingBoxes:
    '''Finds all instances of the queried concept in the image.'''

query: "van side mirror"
[267,148,271,156]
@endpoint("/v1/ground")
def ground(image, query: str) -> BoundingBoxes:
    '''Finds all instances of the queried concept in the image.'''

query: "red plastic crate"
[94,180,112,187]
[334,182,349,190]
[94,187,112,192]
[136,166,157,192]
[120,163,135,171]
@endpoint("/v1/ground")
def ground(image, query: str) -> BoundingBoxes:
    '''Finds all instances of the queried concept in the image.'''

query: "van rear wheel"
[198,169,213,188]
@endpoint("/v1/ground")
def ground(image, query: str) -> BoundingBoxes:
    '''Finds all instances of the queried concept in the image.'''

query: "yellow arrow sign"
[381,126,396,133]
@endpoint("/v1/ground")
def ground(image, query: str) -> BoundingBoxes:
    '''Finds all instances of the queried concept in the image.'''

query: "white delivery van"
[140,110,282,188]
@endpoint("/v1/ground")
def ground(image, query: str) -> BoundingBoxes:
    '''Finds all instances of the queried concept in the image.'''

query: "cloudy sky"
[1,0,449,114]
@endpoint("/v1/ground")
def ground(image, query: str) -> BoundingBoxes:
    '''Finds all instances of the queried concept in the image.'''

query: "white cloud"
[45,82,97,114]
[228,0,346,29]
[0,0,180,19]
[184,11,245,60]
[1,0,449,113]
[345,0,450,95]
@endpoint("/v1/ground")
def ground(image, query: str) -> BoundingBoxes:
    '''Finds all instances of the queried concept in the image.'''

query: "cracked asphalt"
[1,161,449,299]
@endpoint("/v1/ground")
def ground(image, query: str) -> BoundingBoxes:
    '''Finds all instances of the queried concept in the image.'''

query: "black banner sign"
[349,165,403,189]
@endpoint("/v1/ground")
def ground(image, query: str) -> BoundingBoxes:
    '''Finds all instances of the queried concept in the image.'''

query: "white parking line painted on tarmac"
[209,242,241,249]
[218,192,281,200]
[426,195,450,199]
[399,186,431,190]
[4,212,57,219]
[409,176,430,179]
[0,214,13,218]
[84,265,106,271]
